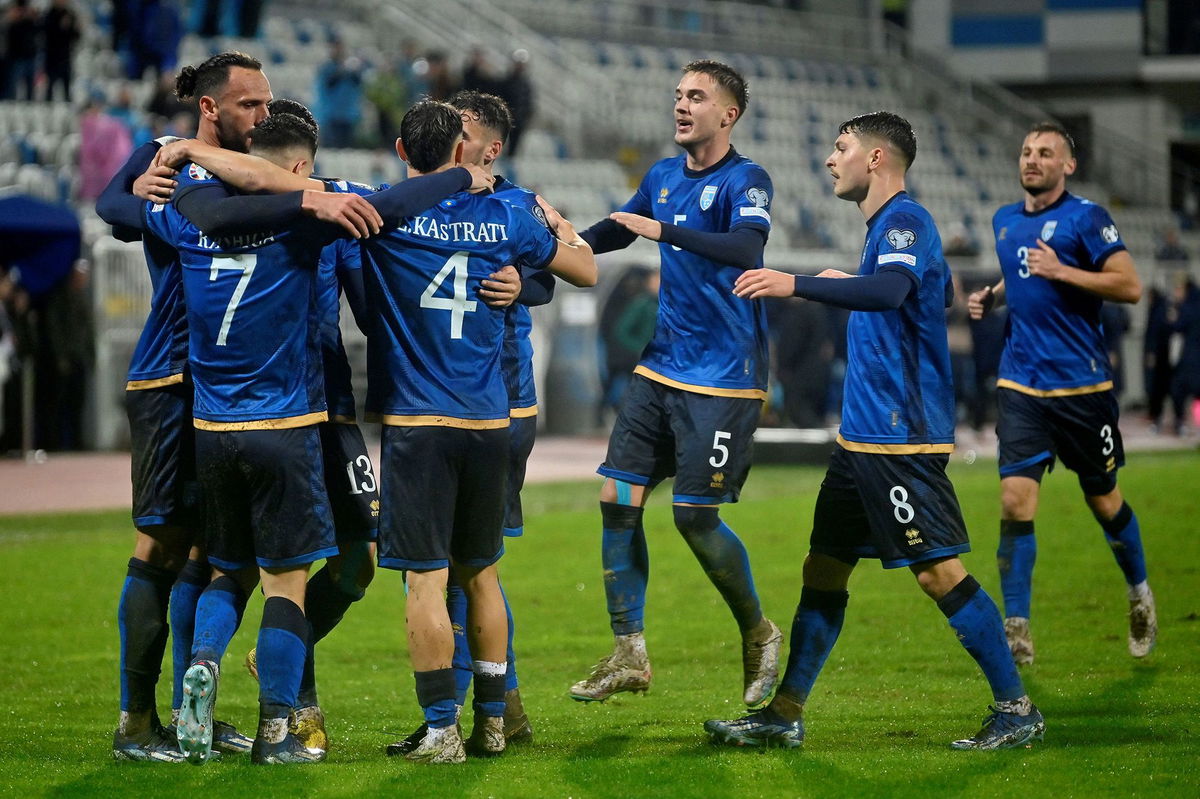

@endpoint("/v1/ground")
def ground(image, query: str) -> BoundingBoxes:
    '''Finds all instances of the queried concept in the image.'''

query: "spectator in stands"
[129,0,183,80]
[365,57,406,148]
[772,296,831,428]
[597,266,657,425]
[424,50,455,101]
[314,38,365,149]
[461,46,496,95]
[1155,227,1190,264]
[1169,277,1200,435]
[41,0,80,102]
[38,258,92,450]
[1100,301,1131,398]
[78,90,133,200]
[238,0,265,38]
[0,271,16,443]
[108,85,141,136]
[146,72,196,128]
[497,49,534,157]
[1144,283,1176,432]
[2,0,40,101]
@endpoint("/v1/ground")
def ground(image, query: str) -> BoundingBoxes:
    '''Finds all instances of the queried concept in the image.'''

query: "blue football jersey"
[992,192,1125,395]
[361,190,558,426]
[317,236,360,421]
[492,176,553,413]
[620,148,772,397]
[143,166,328,429]
[122,142,189,389]
[839,192,956,453]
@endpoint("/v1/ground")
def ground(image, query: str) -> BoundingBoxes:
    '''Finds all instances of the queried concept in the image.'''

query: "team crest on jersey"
[188,163,212,181]
[1101,224,1119,244]
[699,185,718,210]
[658,188,669,204]
[885,228,916,249]
[745,187,769,208]
[1041,220,1057,241]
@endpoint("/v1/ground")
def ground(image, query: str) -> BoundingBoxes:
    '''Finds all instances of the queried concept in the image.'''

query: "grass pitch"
[1,451,1197,797]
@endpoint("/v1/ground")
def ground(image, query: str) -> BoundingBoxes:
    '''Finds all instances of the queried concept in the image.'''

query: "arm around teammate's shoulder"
[538,196,597,287]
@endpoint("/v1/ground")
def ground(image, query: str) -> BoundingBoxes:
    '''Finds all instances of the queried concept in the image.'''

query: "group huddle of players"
[100,50,1156,766]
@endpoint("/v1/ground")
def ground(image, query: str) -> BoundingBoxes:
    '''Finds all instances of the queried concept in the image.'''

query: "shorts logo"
[188,163,212,181]
[1041,220,1057,241]
[700,185,718,210]
[370,499,380,517]
[904,527,924,546]
[710,471,725,489]
[745,187,769,208]
[885,229,916,249]
[1101,224,1119,244]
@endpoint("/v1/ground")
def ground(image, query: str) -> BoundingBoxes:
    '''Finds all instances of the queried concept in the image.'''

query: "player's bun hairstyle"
[249,113,318,157]
[840,111,917,170]
[175,51,263,102]
[682,59,748,122]
[399,100,463,173]
[448,90,513,144]
[1027,120,1076,157]
[268,98,319,134]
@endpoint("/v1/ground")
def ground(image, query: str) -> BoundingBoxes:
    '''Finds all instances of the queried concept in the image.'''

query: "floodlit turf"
[1,451,1198,797]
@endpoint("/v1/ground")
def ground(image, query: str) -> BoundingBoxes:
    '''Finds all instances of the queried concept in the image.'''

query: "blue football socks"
[997,520,1036,619]
[1098,502,1148,586]
[257,596,309,720]
[600,502,648,636]
[191,575,246,665]
[777,587,848,704]
[673,506,763,631]
[939,576,1025,703]
[169,558,208,711]
[118,558,176,714]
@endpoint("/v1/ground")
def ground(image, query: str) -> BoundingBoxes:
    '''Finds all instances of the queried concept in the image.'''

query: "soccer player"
[386,89,554,757]
[568,59,782,706]
[362,100,596,764]
[967,121,1152,663]
[705,111,1044,750]
[105,111,480,764]
[96,50,271,762]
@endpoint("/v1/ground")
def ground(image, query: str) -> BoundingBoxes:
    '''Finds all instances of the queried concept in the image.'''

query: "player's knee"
[672,505,720,542]
[802,552,854,590]
[1081,478,1121,514]
[132,528,190,572]
[1000,477,1039,519]
[601,478,642,506]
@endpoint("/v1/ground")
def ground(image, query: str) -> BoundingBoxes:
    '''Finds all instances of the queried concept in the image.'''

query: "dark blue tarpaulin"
[0,194,82,298]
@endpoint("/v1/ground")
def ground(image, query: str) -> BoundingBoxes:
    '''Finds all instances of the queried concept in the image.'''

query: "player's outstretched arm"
[735,267,914,311]
[1026,240,1141,303]
[155,139,322,193]
[538,197,598,287]
[609,212,767,268]
[967,279,1006,319]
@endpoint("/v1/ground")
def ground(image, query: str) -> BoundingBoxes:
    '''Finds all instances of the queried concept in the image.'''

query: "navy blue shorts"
[126,381,202,533]
[598,374,760,504]
[195,426,337,571]
[377,425,508,572]
[319,422,379,543]
[810,445,970,569]
[996,387,1124,495]
[503,414,537,537]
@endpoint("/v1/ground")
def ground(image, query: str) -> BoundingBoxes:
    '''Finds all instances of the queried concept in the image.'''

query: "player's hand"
[967,286,994,319]
[152,138,196,169]
[733,267,794,299]
[462,164,495,194]
[300,190,383,239]
[480,265,521,307]
[1026,238,1066,281]
[816,268,852,279]
[609,211,662,241]
[133,164,178,204]
[536,195,580,243]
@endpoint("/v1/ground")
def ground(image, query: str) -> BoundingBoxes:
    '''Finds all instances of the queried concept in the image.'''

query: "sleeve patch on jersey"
[878,252,916,267]
[885,228,916,249]
[1101,224,1119,244]
[532,204,548,227]
[739,206,771,222]
[188,163,213,181]
[745,187,769,208]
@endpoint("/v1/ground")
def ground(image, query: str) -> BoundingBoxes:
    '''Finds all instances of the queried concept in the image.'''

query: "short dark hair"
[448,90,513,144]
[1027,120,1076,157]
[249,113,317,158]
[399,100,463,173]
[682,59,748,121]
[175,51,262,102]
[839,111,917,169]
[268,98,318,133]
